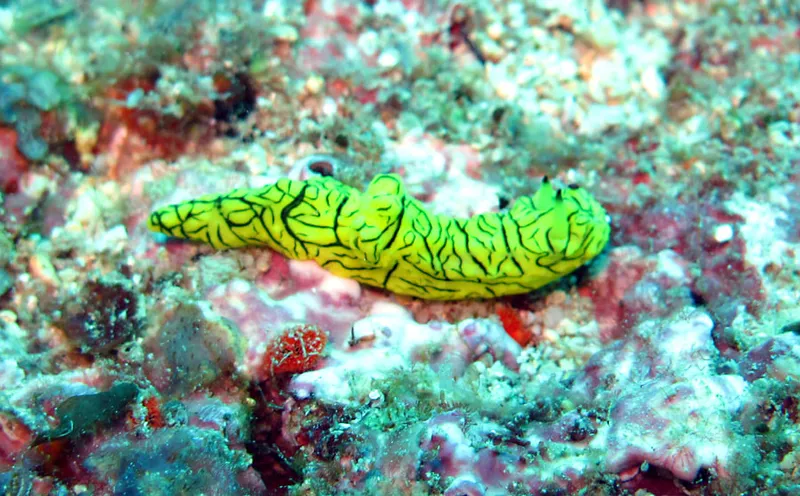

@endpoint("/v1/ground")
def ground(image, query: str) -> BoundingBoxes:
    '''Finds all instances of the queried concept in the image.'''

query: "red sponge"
[264,324,328,376]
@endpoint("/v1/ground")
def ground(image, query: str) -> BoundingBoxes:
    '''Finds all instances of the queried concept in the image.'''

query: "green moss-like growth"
[0,225,14,267]
[34,382,139,445]
[145,302,245,396]
[11,0,77,36]
[0,66,72,160]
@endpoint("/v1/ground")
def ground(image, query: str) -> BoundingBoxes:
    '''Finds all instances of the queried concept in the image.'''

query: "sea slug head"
[518,178,610,276]
[562,184,611,262]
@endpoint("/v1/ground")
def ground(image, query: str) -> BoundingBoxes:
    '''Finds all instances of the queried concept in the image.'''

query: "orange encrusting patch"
[126,396,166,430]
[496,305,533,347]
[0,127,30,194]
[143,396,165,429]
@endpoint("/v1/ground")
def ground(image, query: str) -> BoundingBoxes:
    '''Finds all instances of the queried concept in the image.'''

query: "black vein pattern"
[147,174,611,300]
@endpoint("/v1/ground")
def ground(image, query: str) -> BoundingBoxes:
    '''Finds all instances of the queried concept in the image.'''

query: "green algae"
[33,382,139,445]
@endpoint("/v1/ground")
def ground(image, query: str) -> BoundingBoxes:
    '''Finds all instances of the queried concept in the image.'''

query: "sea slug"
[147,174,610,300]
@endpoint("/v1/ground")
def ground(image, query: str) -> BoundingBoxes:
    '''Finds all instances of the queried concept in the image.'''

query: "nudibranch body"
[148,174,610,300]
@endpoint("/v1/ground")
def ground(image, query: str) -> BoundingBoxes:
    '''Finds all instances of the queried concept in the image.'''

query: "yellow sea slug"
[147,174,610,300]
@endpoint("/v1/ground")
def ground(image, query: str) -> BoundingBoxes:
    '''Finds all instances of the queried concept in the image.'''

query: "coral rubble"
[1,0,799,495]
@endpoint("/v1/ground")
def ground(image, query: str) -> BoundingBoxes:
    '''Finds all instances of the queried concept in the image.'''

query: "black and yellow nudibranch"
[147,174,610,300]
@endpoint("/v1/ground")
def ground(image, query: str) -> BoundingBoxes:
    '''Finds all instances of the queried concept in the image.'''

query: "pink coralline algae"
[278,308,777,495]
[288,302,521,404]
[611,200,765,327]
[581,246,693,340]
[571,311,750,485]
[739,332,800,383]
